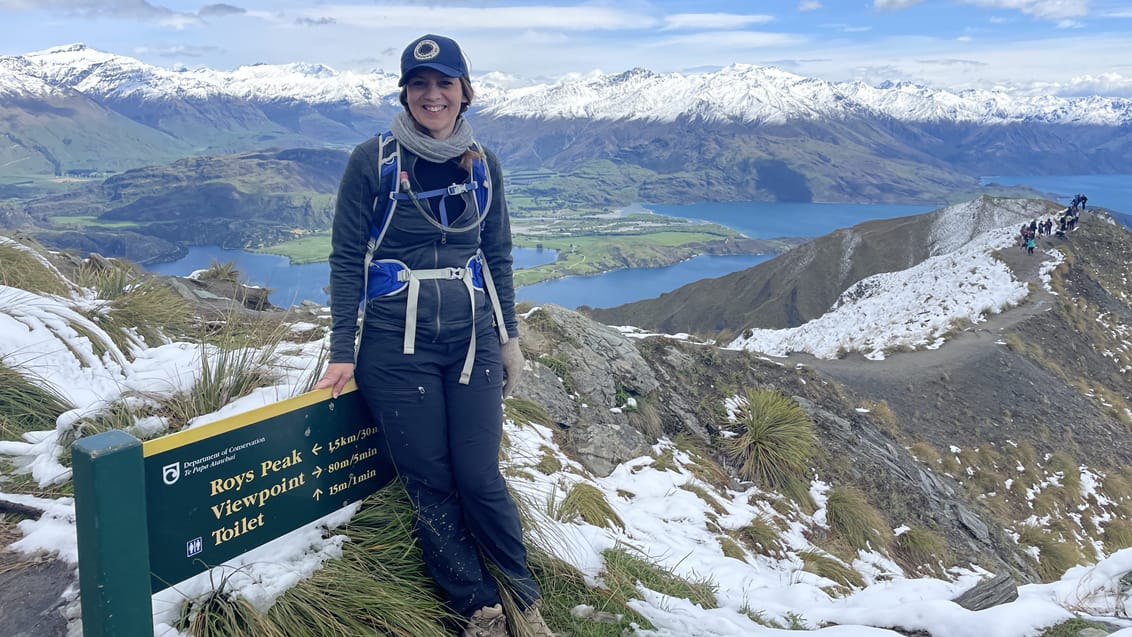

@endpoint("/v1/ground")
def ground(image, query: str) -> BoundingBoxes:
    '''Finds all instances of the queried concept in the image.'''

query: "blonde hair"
[399,76,481,170]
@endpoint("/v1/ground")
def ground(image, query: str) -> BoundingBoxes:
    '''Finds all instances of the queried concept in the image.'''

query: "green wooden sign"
[141,385,392,592]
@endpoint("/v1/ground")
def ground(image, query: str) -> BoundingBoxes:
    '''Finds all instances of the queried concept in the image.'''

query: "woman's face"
[404,68,465,140]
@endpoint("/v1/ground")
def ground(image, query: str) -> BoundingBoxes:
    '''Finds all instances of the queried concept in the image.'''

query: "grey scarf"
[391,110,474,163]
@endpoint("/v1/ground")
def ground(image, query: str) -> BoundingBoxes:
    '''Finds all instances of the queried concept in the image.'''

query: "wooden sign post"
[72,385,392,636]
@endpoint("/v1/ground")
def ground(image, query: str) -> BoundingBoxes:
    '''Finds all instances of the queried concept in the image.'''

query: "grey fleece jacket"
[327,134,518,365]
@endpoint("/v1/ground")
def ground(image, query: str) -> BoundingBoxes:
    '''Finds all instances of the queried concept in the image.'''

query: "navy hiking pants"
[354,320,539,617]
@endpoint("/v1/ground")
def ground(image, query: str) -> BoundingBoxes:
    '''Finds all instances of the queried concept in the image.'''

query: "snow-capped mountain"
[9,44,1132,126]
[3,43,1132,203]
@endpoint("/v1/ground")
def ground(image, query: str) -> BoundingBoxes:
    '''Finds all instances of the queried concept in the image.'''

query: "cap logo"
[413,39,441,61]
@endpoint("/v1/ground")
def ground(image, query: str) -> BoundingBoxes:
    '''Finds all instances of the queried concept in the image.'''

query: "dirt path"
[780,236,1060,388]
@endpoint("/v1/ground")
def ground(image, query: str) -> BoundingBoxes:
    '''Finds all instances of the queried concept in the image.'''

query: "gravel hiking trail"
[780,235,1059,390]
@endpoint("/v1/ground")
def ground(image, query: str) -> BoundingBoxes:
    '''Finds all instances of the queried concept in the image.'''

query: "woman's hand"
[501,339,525,398]
[315,362,355,398]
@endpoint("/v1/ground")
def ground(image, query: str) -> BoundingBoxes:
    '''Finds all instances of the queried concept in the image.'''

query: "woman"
[316,33,553,637]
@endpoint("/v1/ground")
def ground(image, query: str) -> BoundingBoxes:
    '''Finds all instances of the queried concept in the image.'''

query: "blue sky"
[2,0,1132,95]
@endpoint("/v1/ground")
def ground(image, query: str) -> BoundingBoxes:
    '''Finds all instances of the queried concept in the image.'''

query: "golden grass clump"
[554,482,624,530]
[0,362,73,440]
[735,516,783,558]
[601,545,718,611]
[199,260,242,283]
[679,483,727,516]
[798,549,864,590]
[825,486,890,552]
[0,237,71,297]
[1018,526,1082,583]
[722,388,815,488]
[1102,518,1132,554]
[893,527,950,576]
[78,259,194,351]
[504,397,555,427]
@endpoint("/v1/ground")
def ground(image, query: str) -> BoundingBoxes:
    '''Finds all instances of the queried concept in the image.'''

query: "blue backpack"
[357,133,507,384]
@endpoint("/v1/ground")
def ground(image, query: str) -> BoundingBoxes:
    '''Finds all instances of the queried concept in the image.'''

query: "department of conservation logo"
[162,462,180,485]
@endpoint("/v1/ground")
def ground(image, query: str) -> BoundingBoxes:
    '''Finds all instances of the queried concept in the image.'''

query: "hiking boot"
[462,604,508,637]
[521,600,556,637]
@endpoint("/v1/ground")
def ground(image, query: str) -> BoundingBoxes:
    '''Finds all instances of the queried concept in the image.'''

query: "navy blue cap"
[399,34,468,86]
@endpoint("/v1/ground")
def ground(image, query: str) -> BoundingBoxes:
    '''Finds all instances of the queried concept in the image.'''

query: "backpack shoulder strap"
[472,141,492,224]
[368,133,401,252]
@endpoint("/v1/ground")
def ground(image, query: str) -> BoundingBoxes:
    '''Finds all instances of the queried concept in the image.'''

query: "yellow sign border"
[142,382,359,457]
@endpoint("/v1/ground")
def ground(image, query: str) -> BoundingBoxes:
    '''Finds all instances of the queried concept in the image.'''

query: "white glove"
[501,338,525,398]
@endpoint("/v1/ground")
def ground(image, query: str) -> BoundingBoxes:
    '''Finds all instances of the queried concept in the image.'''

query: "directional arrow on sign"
[312,488,323,501]
[312,466,323,478]
[312,443,322,455]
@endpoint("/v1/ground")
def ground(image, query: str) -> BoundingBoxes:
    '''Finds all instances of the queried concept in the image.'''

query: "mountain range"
[4,44,1132,204]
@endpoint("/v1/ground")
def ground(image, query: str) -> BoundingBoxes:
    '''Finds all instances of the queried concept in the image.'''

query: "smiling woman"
[314,33,557,637]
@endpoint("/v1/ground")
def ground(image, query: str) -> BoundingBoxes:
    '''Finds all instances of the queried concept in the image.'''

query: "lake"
[145,178,1131,310]
[144,200,932,309]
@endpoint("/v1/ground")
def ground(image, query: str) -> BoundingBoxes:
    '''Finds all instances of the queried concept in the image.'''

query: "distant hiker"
[317,33,555,637]
[1029,219,1038,234]
[1027,236,1036,255]
[1081,194,1088,211]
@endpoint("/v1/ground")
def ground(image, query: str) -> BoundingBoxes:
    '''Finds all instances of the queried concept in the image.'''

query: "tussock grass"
[779,475,818,514]
[798,549,864,590]
[909,441,941,465]
[894,527,950,576]
[1018,526,1081,582]
[0,361,73,439]
[179,587,285,637]
[527,547,650,636]
[536,446,562,475]
[537,355,575,393]
[721,388,814,488]
[679,483,727,516]
[825,486,890,552]
[1102,519,1132,553]
[650,447,678,473]
[627,397,664,439]
[601,545,718,611]
[0,236,70,297]
[735,517,783,558]
[162,339,279,430]
[861,399,900,437]
[79,259,194,351]
[199,260,242,283]
[672,433,731,489]
[719,536,747,561]
[553,483,624,530]
[177,485,457,637]
[1039,618,1110,637]
[505,397,555,427]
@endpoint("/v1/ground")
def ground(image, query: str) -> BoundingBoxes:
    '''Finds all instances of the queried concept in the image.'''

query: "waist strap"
[404,264,508,385]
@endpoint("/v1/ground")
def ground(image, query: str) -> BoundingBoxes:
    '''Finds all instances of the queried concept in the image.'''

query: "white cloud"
[283,4,654,30]
[798,0,823,11]
[648,31,808,50]
[875,0,1090,19]
[962,0,1090,19]
[662,13,774,30]
[1056,72,1132,96]
[0,0,191,20]
[874,0,925,9]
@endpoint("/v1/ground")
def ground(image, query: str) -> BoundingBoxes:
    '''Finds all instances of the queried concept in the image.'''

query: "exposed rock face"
[512,303,1025,576]
[517,304,658,475]
[951,573,1018,611]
